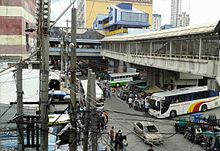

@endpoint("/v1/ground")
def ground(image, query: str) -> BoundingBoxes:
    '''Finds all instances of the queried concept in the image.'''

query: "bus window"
[209,90,219,97]
[199,91,209,98]
[185,94,191,101]
[194,92,199,100]
[178,94,184,102]
[189,93,194,101]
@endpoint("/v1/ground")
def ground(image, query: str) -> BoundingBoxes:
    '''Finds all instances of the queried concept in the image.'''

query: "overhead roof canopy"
[102,20,220,42]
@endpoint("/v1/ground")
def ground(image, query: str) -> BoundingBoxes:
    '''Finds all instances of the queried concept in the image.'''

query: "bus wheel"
[170,110,177,118]
[201,104,207,112]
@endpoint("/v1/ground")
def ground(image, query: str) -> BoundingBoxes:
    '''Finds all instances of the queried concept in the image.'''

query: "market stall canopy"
[145,86,164,94]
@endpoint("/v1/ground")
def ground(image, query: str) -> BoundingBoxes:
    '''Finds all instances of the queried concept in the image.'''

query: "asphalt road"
[103,96,204,151]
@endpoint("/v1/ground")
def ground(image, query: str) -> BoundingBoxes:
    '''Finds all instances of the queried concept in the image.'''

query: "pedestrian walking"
[109,126,115,147]
[145,99,149,114]
[148,144,154,151]
[114,130,121,150]
[104,110,109,124]
[118,131,124,151]
[122,136,128,151]
[128,97,133,108]
[140,97,144,111]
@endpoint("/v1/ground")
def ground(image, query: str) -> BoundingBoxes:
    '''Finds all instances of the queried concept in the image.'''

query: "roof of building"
[151,86,208,98]
[102,20,220,42]
[111,4,145,14]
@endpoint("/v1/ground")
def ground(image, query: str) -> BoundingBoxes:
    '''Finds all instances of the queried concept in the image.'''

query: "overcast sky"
[51,0,220,27]
[153,0,220,25]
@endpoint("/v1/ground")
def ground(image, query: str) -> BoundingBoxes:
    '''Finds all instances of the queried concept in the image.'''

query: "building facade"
[177,12,190,27]
[152,14,162,31]
[160,24,174,30]
[0,0,36,60]
[170,0,182,27]
[76,0,86,28]
[76,0,153,29]
[93,14,108,30]
[101,3,150,36]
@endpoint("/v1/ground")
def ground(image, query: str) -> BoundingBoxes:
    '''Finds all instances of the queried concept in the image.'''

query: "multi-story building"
[76,0,153,28]
[160,24,174,30]
[177,12,190,27]
[152,14,162,31]
[76,0,86,28]
[170,0,182,27]
[101,3,150,36]
[0,0,36,60]
[93,14,108,30]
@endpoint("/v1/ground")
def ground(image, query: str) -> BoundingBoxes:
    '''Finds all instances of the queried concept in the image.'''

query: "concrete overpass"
[101,21,220,88]
[49,47,101,57]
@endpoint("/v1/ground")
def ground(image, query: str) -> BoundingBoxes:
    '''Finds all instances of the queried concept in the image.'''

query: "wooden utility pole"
[16,62,24,151]
[69,7,77,151]
[39,0,50,150]
[83,69,92,151]
[90,72,98,151]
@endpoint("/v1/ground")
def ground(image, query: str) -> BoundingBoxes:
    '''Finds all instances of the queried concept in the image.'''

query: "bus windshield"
[149,99,160,111]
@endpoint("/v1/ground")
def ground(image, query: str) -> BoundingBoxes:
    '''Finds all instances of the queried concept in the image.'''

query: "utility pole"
[39,0,50,150]
[69,7,77,151]
[90,72,98,151]
[83,69,92,151]
[60,40,64,75]
[16,62,24,151]
[65,20,69,88]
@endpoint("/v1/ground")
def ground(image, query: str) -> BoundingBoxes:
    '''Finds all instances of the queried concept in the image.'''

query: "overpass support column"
[199,38,202,60]
[148,68,156,87]
[117,60,124,73]
[159,69,164,88]
[126,62,131,72]
[150,42,152,56]
[169,40,172,58]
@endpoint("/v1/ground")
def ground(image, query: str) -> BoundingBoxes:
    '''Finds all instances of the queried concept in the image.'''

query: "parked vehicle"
[148,86,220,118]
[119,89,130,101]
[133,121,163,144]
[108,72,140,87]
[201,131,220,151]
[81,80,105,111]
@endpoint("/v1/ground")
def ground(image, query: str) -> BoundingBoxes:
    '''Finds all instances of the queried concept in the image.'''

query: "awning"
[145,86,164,94]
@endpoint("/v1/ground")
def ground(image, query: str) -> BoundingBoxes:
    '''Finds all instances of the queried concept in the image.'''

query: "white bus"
[108,72,140,87]
[148,86,220,118]
[80,80,104,111]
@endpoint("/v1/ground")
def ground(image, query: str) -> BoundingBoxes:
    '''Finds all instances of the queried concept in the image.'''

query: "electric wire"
[86,0,96,24]
[0,68,217,150]
[57,0,70,19]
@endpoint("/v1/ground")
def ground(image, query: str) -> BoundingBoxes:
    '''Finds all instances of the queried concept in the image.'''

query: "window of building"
[98,20,102,24]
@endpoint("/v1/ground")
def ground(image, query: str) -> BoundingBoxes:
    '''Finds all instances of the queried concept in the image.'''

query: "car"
[76,69,82,76]
[96,102,104,111]
[133,121,163,144]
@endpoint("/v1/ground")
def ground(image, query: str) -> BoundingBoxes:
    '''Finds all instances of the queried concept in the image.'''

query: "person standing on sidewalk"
[128,97,133,108]
[148,144,154,151]
[109,126,115,149]
[144,99,149,114]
